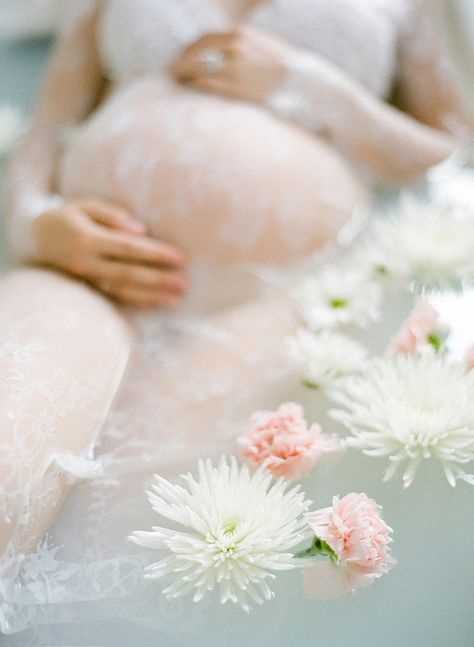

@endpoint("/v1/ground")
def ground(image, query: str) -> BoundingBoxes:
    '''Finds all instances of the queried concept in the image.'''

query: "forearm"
[5,127,65,262]
[336,77,456,181]
[4,0,102,264]
[396,0,474,138]
[266,51,455,182]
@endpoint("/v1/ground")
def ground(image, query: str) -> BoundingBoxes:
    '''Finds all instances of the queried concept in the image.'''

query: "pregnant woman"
[0,0,470,636]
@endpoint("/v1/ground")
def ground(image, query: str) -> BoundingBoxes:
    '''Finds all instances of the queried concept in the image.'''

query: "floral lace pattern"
[0,274,305,635]
[0,0,467,640]
[0,269,131,633]
[98,0,411,97]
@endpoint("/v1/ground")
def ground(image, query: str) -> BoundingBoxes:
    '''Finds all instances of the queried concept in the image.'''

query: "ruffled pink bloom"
[304,493,395,599]
[390,298,440,354]
[238,402,340,480]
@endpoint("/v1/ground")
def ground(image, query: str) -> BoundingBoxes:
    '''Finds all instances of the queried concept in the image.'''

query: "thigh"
[95,294,301,474]
[0,267,131,552]
[0,267,132,455]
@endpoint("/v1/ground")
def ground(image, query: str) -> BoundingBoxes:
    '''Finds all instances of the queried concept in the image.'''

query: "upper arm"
[3,2,105,261]
[32,0,104,129]
[396,0,471,133]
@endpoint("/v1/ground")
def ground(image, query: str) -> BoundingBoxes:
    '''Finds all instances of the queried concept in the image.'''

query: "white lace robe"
[0,0,470,643]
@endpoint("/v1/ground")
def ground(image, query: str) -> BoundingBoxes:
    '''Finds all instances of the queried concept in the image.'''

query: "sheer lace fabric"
[0,0,469,639]
[58,75,366,265]
[97,0,410,93]
[6,0,459,262]
[0,283,308,635]
[0,269,130,554]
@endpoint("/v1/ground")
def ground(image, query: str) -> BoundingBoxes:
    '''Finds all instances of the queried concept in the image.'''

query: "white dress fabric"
[0,1,439,644]
[97,0,410,96]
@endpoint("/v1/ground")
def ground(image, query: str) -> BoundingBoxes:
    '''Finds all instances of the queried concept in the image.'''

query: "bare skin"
[33,198,188,309]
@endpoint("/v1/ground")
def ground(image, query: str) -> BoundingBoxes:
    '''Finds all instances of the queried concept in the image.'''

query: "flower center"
[330,298,348,309]
[223,522,238,535]
[206,518,245,561]
[211,531,241,561]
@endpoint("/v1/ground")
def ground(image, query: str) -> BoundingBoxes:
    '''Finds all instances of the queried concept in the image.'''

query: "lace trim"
[51,453,104,484]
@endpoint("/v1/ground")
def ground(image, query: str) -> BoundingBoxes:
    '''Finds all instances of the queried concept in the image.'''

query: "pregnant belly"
[60,77,368,265]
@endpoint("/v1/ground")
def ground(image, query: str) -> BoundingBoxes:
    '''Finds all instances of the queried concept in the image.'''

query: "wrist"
[265,49,352,136]
[9,194,65,263]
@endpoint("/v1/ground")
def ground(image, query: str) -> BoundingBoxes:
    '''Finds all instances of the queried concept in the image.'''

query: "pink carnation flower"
[303,493,395,599]
[465,345,474,370]
[238,402,340,480]
[390,298,441,355]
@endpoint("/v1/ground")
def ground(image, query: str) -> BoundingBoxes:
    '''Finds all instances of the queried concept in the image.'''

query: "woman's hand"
[171,26,297,103]
[33,198,188,309]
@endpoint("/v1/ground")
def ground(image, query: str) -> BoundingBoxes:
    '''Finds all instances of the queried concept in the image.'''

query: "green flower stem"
[427,331,446,353]
[295,536,338,563]
[330,299,348,309]
[302,379,320,390]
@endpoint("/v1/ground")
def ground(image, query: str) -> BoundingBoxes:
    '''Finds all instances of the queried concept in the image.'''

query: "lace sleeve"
[396,0,473,136]
[4,0,102,263]
[264,46,456,183]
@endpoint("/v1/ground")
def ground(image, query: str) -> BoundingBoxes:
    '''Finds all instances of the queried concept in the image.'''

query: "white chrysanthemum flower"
[287,328,368,390]
[294,266,382,331]
[329,354,474,488]
[0,104,24,157]
[129,456,311,612]
[358,197,474,288]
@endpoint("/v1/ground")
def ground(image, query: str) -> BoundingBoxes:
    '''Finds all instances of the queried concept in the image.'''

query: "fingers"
[87,259,188,308]
[186,76,236,98]
[73,258,185,309]
[104,285,182,310]
[97,230,186,268]
[172,31,236,82]
[93,260,188,294]
[77,197,148,235]
[179,31,236,58]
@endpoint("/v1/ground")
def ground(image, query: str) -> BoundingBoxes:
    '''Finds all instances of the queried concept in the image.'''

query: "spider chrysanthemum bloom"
[329,354,474,488]
[359,198,474,288]
[287,328,368,390]
[129,457,311,612]
[293,266,382,331]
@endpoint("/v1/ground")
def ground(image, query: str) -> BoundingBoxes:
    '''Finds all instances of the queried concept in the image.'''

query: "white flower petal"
[129,456,311,611]
[357,197,474,289]
[287,329,368,390]
[293,266,382,332]
[330,354,474,487]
